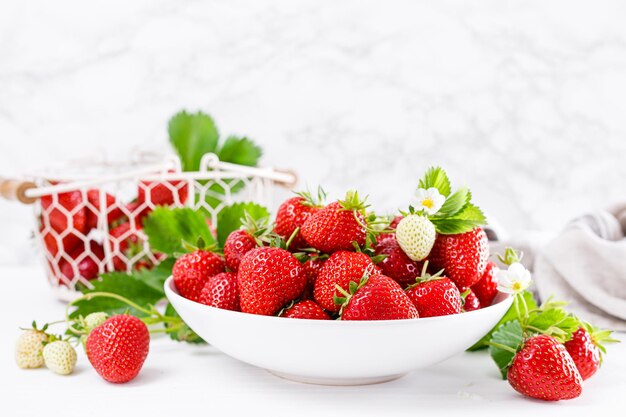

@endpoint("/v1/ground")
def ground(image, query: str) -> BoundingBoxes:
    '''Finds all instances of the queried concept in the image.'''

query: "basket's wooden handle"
[273,169,298,189]
[0,178,38,204]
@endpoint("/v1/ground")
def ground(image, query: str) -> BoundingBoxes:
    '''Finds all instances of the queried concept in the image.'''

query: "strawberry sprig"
[484,248,618,379]
[410,166,487,235]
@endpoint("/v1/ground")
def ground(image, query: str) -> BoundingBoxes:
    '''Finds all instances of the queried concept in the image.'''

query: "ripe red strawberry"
[86,315,150,384]
[471,261,498,307]
[428,227,489,289]
[224,230,258,272]
[237,247,306,316]
[300,255,325,300]
[85,189,124,230]
[313,251,378,313]
[274,195,322,249]
[377,215,403,242]
[375,237,422,288]
[564,328,599,381]
[41,191,87,235]
[507,335,582,401]
[59,241,104,283]
[280,300,330,320]
[405,264,462,318]
[338,274,419,321]
[198,272,240,311]
[300,191,368,253]
[138,174,188,206]
[173,250,225,302]
[461,288,481,312]
[564,325,617,380]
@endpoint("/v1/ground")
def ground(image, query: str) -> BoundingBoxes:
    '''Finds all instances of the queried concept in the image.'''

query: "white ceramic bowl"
[164,276,512,385]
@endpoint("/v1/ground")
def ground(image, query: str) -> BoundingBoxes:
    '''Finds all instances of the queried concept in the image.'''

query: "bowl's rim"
[164,276,513,327]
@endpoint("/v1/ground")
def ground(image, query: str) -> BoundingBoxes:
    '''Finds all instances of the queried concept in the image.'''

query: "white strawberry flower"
[495,262,532,294]
[415,188,445,215]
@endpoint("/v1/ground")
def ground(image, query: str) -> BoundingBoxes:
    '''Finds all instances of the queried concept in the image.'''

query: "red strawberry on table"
[337,274,419,321]
[274,193,323,250]
[198,272,240,311]
[224,229,259,273]
[85,189,124,230]
[507,334,582,401]
[428,227,489,289]
[41,190,87,235]
[564,324,617,380]
[237,247,306,316]
[86,315,150,384]
[375,237,422,288]
[300,191,368,253]
[471,261,498,307]
[280,300,330,320]
[405,263,462,318]
[173,250,225,302]
[313,251,378,313]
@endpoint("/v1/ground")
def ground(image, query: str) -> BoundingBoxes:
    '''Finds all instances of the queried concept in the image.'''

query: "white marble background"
[1,0,626,266]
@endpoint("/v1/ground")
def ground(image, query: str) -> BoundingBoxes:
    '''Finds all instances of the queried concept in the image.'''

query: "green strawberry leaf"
[169,111,219,171]
[418,166,451,197]
[527,308,581,343]
[489,320,523,379]
[144,207,216,256]
[430,203,487,234]
[216,202,269,248]
[164,302,205,344]
[468,291,537,351]
[132,258,175,294]
[217,136,263,167]
[70,273,164,318]
[436,187,470,217]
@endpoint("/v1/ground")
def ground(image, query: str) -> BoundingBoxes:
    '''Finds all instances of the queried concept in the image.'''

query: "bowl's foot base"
[268,370,407,386]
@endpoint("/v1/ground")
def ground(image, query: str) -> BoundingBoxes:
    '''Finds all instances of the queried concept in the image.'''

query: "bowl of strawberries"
[164,168,514,385]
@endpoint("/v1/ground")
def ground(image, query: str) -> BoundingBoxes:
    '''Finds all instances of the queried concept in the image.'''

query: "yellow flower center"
[421,198,434,209]
[512,281,522,292]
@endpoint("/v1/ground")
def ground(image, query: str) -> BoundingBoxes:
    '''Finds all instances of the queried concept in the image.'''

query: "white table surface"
[2,266,625,416]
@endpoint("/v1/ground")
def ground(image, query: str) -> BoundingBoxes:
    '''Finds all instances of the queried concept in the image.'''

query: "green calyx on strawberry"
[405,261,463,318]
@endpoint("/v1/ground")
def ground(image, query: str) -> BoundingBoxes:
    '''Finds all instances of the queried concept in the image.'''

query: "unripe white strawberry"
[84,312,108,331]
[15,329,49,369]
[395,214,436,261]
[43,340,77,375]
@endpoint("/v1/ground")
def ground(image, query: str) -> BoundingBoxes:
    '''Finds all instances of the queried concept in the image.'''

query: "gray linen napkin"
[489,207,626,332]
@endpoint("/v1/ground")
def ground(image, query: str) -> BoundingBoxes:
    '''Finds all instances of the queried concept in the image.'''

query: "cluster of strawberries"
[39,176,187,285]
[172,188,494,321]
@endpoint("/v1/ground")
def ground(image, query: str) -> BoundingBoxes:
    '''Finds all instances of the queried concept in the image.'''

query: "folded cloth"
[532,208,626,331]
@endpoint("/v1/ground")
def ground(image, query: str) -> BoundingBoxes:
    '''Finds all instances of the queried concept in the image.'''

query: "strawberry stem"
[485,341,518,354]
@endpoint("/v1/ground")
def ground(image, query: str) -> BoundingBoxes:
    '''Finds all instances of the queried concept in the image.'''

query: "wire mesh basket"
[0,153,296,301]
